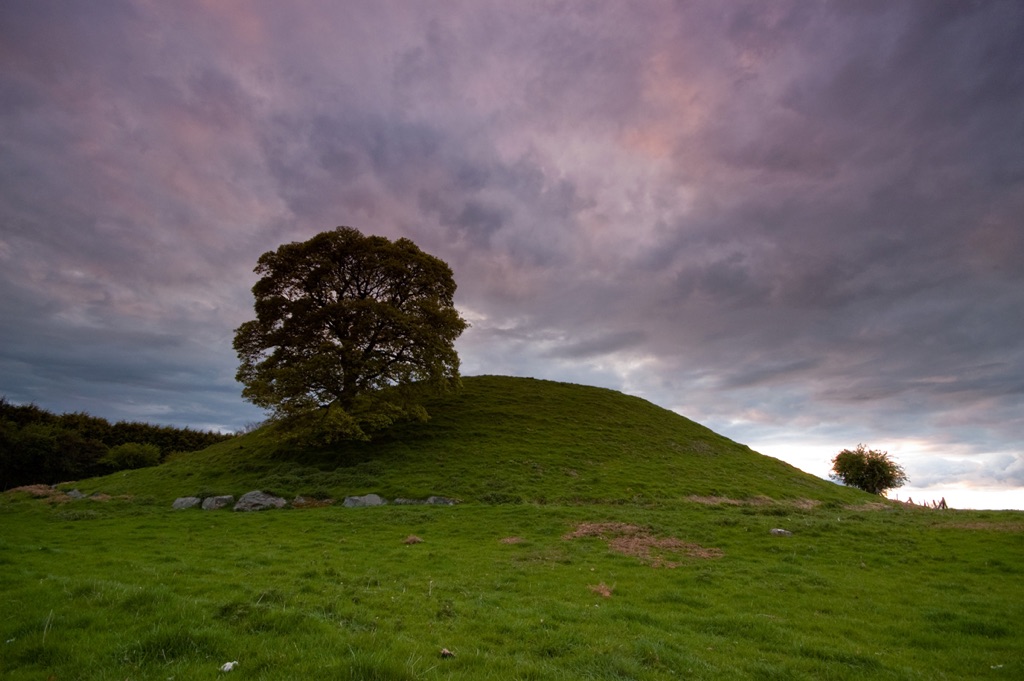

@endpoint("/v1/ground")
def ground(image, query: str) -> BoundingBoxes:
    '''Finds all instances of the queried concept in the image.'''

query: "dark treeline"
[0,397,236,490]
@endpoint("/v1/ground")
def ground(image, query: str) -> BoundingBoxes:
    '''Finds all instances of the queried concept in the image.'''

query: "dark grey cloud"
[1,0,1022,505]
[546,331,649,361]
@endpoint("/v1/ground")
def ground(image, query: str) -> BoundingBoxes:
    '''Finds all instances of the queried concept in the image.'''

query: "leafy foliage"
[829,443,908,496]
[0,397,233,488]
[233,227,468,443]
[100,443,162,471]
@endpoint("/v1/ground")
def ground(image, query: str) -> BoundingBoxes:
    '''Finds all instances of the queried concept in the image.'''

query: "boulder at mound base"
[172,496,202,509]
[201,495,235,510]
[234,490,287,511]
[343,493,386,508]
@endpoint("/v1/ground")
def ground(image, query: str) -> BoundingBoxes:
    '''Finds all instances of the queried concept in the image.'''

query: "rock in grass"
[234,490,287,512]
[343,493,386,508]
[172,496,202,509]
[201,495,235,510]
[770,528,793,536]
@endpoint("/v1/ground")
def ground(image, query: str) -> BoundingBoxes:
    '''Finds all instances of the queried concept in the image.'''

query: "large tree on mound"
[233,227,468,442]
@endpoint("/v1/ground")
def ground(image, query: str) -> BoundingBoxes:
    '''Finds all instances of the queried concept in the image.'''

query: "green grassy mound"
[2,376,1022,679]
[72,375,865,506]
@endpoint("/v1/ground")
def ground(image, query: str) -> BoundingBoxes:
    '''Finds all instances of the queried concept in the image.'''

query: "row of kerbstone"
[171,490,284,511]
[172,490,458,511]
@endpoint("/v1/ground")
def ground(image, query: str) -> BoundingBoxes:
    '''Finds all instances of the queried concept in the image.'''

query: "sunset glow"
[2,1,1021,507]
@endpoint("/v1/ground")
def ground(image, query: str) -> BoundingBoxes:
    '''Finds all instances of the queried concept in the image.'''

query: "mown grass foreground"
[2,376,1022,679]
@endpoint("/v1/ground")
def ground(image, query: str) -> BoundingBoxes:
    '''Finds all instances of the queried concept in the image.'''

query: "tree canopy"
[829,444,908,496]
[233,227,468,442]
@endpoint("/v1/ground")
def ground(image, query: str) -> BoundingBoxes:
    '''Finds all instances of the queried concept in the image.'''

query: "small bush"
[830,444,908,496]
[101,443,161,471]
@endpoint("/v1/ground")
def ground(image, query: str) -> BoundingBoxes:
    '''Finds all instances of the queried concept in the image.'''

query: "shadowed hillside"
[75,376,865,506]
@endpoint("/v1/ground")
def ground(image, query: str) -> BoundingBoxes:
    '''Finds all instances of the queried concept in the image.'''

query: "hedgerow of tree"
[0,397,234,489]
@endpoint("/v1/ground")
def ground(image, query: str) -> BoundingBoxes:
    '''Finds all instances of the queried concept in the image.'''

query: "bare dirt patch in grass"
[847,502,898,511]
[9,484,59,496]
[6,485,71,502]
[499,536,524,544]
[589,582,614,598]
[563,522,645,539]
[685,495,820,510]
[686,495,745,506]
[4,486,130,504]
[564,522,722,568]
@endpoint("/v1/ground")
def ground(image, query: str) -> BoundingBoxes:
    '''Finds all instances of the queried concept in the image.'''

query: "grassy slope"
[2,376,1021,679]
[2,496,1021,680]
[79,375,866,506]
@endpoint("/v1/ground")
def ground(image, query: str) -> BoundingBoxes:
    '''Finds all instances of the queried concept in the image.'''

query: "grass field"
[2,376,1021,679]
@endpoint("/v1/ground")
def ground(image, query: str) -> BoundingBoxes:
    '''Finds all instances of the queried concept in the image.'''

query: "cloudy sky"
[2,1,1022,508]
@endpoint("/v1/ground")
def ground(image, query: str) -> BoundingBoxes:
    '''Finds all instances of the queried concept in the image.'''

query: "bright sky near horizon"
[1,1,1022,509]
